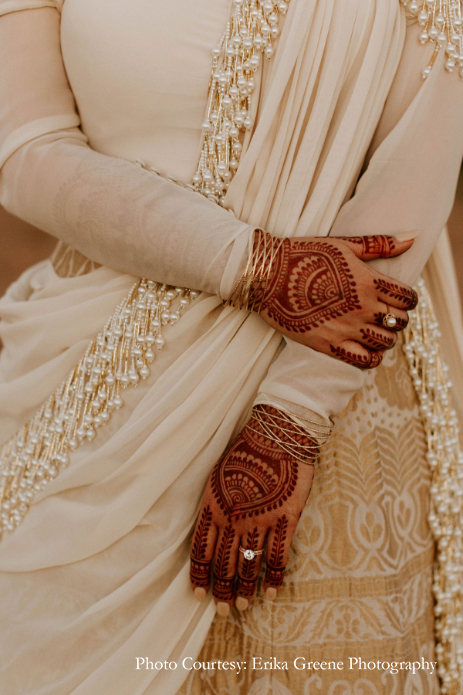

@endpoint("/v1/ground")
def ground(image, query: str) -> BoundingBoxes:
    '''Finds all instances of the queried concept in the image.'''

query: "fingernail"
[235,596,249,611]
[216,602,230,617]
[395,230,419,242]
[265,587,277,601]
[194,587,207,602]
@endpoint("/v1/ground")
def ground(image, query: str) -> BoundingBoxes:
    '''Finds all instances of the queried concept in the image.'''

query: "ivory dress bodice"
[58,0,407,191]
[60,0,232,183]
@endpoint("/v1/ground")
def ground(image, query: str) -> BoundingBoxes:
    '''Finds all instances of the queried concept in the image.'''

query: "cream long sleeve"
[0,8,254,299]
[1,4,463,428]
[256,19,463,419]
[0,4,360,426]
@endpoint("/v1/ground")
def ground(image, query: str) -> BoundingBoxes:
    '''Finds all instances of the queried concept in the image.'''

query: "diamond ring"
[239,546,264,561]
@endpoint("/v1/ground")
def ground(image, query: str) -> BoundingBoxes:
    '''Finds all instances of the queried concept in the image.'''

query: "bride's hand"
[189,405,316,616]
[257,233,418,368]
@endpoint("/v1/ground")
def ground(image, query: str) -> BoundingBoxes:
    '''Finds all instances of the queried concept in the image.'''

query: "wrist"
[245,404,332,466]
[225,229,285,313]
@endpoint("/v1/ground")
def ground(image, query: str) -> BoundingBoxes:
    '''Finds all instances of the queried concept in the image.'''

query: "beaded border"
[0,0,291,538]
[0,281,196,536]
[192,0,290,205]
[0,19,461,694]
[403,279,463,694]
[403,0,463,79]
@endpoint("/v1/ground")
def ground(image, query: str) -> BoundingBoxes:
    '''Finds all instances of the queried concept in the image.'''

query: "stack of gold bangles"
[225,228,284,313]
[247,404,333,466]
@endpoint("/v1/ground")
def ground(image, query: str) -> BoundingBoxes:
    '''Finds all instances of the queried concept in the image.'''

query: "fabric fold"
[0,2,463,694]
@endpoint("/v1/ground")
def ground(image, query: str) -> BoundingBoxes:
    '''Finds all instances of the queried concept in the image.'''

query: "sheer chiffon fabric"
[0,1,462,693]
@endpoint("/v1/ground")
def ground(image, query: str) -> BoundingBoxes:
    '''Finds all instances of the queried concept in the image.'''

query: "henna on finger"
[235,576,257,598]
[190,505,213,589]
[265,516,289,589]
[373,311,408,331]
[330,344,384,369]
[213,524,237,602]
[236,527,264,599]
[212,574,235,603]
[265,564,286,587]
[374,278,418,310]
[213,576,236,602]
[337,235,396,257]
[190,558,212,590]
[359,327,396,350]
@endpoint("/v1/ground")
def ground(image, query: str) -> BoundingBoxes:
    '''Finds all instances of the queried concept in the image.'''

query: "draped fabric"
[179,336,439,695]
[0,1,462,694]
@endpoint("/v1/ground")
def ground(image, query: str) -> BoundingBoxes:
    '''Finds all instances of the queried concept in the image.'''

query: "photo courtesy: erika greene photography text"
[135,656,438,676]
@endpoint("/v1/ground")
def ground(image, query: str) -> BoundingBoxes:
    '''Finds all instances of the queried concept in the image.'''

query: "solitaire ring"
[383,306,397,329]
[239,546,264,561]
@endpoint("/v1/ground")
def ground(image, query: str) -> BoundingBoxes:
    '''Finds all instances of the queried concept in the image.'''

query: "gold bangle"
[246,405,332,466]
[225,229,284,313]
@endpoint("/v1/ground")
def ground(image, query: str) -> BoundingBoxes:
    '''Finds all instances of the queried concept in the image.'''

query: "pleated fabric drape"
[0,1,462,693]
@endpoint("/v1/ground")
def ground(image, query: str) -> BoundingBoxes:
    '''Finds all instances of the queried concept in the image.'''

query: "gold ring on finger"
[383,305,397,329]
[239,546,264,561]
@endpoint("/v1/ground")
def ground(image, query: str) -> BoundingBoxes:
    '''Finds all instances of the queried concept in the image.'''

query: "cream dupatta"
[0,0,463,693]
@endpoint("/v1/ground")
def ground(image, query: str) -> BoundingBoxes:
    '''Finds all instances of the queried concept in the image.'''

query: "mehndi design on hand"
[359,327,396,350]
[265,515,289,589]
[374,278,418,310]
[190,405,318,611]
[260,238,362,334]
[373,311,408,331]
[190,505,214,590]
[213,525,238,602]
[210,425,299,520]
[228,229,418,370]
[236,527,262,599]
[330,344,384,370]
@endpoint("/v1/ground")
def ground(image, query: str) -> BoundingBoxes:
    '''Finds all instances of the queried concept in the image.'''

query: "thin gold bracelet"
[225,229,284,313]
[246,405,332,466]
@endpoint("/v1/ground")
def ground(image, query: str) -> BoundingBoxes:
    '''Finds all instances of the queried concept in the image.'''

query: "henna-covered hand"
[190,405,317,615]
[254,232,417,369]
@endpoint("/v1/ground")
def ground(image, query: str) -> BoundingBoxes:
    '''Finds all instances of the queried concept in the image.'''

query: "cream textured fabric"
[179,337,439,695]
[0,1,462,694]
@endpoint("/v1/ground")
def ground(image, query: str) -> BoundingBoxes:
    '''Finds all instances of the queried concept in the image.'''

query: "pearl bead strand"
[0,0,291,541]
[192,0,290,205]
[402,0,463,78]
[403,279,463,695]
[0,280,197,538]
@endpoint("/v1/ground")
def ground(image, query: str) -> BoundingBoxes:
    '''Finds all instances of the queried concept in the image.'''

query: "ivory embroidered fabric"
[0,1,463,694]
[179,336,439,695]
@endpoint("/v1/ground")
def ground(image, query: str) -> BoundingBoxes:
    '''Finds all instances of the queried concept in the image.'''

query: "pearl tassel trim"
[403,0,463,78]
[0,280,197,538]
[403,279,463,695]
[192,0,290,205]
[0,25,460,695]
[0,0,286,539]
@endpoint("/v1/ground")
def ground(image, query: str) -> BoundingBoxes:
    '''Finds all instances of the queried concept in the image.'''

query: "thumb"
[336,231,419,260]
